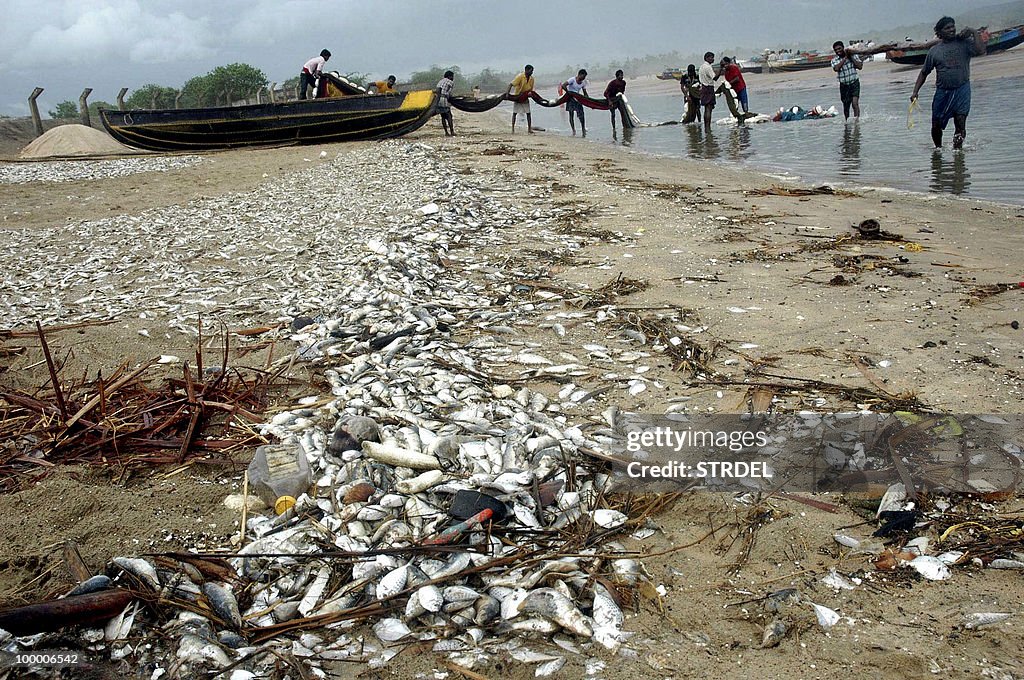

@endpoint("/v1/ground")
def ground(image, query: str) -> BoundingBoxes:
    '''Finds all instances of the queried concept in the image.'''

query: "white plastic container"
[247,442,311,514]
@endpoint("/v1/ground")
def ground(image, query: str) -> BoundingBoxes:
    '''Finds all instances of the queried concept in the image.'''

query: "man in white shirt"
[698,51,718,131]
[300,49,331,100]
[562,69,590,137]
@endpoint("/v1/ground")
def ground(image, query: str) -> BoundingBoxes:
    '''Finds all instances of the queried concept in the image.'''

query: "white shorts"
[513,99,531,115]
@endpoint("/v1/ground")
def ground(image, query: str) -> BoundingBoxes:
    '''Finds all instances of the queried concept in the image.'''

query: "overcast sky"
[0,0,1004,116]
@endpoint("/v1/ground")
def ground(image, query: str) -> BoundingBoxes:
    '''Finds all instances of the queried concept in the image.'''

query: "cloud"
[9,2,215,68]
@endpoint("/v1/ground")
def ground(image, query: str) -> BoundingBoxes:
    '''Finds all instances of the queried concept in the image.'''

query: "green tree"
[466,68,515,94]
[180,75,214,107]
[408,65,461,89]
[48,100,79,119]
[207,63,268,104]
[125,84,177,109]
[88,101,114,116]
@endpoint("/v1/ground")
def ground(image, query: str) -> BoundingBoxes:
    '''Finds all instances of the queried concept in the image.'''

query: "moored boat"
[99,78,436,152]
[887,24,1024,65]
[767,52,834,72]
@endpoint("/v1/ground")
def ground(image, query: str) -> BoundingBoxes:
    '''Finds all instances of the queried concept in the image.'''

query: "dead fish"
[362,440,440,469]
[112,557,160,591]
[395,469,444,494]
[962,612,1011,629]
[517,588,593,637]
[68,574,112,596]
[376,565,408,600]
[474,595,500,626]
[202,582,243,629]
[761,619,787,648]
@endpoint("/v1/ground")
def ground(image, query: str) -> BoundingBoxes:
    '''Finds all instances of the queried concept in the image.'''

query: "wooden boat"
[767,52,834,72]
[99,76,436,152]
[737,59,764,74]
[886,24,1024,65]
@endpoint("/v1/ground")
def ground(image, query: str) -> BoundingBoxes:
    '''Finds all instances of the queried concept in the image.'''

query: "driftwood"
[0,589,133,635]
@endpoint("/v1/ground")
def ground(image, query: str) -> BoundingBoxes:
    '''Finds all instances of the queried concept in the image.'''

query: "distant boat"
[887,24,1024,65]
[737,58,764,74]
[767,52,834,72]
[657,68,684,80]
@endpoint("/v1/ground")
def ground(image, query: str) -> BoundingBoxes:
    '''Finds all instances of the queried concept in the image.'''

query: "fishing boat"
[99,74,437,152]
[886,24,1024,65]
[766,51,834,73]
[657,68,684,80]
[737,58,764,74]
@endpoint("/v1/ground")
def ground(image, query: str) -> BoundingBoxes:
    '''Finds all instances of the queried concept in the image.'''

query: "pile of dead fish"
[0,155,201,184]
[0,143,655,678]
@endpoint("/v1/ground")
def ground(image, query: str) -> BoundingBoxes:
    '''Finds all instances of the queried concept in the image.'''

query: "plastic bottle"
[247,442,312,514]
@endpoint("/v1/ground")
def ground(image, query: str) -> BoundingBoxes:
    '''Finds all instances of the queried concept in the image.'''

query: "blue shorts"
[932,83,971,129]
[737,88,748,108]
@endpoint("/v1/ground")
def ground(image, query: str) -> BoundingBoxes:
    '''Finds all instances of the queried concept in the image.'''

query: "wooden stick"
[61,358,158,431]
[0,589,133,635]
[36,321,68,421]
[62,541,92,582]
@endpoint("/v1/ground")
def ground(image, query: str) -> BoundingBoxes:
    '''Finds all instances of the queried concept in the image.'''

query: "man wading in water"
[911,16,986,150]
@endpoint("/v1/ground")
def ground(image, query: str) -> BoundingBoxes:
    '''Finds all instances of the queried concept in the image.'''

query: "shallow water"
[516,73,1024,205]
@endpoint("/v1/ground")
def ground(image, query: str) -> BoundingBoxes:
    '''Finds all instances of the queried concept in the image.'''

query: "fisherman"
[831,41,863,120]
[370,75,398,94]
[681,64,701,123]
[436,70,455,136]
[562,69,590,137]
[299,49,331,100]
[603,69,627,131]
[508,64,536,134]
[911,16,986,150]
[698,52,717,131]
[720,57,749,113]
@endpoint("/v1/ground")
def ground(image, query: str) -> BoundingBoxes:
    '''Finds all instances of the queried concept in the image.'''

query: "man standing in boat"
[830,41,862,120]
[604,70,627,131]
[299,49,331,100]
[910,16,986,150]
[698,52,718,131]
[508,65,536,134]
[370,75,398,94]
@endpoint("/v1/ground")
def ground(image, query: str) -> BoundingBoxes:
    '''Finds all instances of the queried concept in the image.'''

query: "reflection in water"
[929,149,971,195]
[684,124,721,160]
[727,125,752,161]
[839,122,861,174]
[612,126,635,146]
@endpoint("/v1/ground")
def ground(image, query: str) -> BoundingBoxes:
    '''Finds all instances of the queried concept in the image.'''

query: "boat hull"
[99,90,437,152]
[767,58,834,72]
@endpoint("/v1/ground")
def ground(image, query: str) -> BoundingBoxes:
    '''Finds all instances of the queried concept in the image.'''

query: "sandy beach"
[1,65,1024,678]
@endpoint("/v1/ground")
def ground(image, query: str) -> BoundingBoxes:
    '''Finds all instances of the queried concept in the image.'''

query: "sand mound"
[18,124,134,159]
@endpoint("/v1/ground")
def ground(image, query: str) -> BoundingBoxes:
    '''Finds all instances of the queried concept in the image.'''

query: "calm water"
[519,74,1024,205]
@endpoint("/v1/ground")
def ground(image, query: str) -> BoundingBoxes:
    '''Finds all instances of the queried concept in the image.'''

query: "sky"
[0,0,1007,117]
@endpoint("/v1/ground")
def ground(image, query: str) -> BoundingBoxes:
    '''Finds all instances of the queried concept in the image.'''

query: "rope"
[907,98,919,129]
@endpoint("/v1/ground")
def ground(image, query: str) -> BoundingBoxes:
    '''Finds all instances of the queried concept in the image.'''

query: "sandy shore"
[2,104,1023,678]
